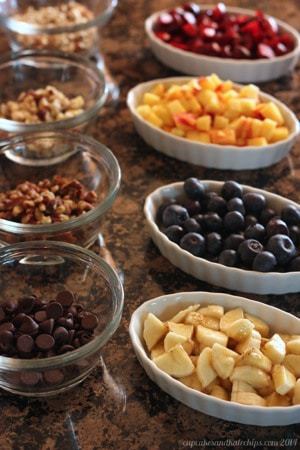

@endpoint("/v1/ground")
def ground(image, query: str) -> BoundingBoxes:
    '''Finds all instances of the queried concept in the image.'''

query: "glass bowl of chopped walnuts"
[0,0,117,56]
[0,131,121,247]
[0,49,107,142]
[0,240,124,396]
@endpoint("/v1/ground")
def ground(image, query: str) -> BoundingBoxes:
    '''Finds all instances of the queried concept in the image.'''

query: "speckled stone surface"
[0,1,300,449]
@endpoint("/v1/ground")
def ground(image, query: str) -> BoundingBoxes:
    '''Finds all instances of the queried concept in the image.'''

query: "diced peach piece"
[259,102,284,125]
[197,90,220,113]
[250,118,263,138]
[152,105,174,127]
[196,115,212,131]
[239,84,259,99]
[214,115,229,129]
[165,84,184,100]
[186,131,211,143]
[239,99,257,115]
[151,83,165,97]
[170,127,185,137]
[269,127,289,143]
[260,119,277,140]
[247,137,268,147]
[143,92,161,106]
[167,100,186,115]
[174,112,196,129]
[210,129,236,145]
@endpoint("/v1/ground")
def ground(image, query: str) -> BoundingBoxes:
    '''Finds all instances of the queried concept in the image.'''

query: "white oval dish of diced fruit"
[127,75,299,170]
[129,291,300,426]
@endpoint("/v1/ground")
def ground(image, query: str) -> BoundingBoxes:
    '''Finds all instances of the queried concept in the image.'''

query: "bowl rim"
[127,76,300,151]
[0,131,121,235]
[129,291,300,416]
[145,4,300,65]
[0,49,108,134]
[0,0,118,35]
[0,240,124,370]
[144,179,300,278]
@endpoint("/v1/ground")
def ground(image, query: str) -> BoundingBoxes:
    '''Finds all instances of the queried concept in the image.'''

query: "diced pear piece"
[232,391,266,407]
[196,325,228,348]
[164,331,187,352]
[244,313,270,338]
[154,345,194,378]
[198,305,224,319]
[211,343,238,379]
[196,347,217,388]
[236,348,272,373]
[169,304,200,323]
[230,365,271,389]
[257,379,275,397]
[235,329,261,354]
[210,385,229,401]
[143,313,168,350]
[286,338,300,355]
[232,379,256,394]
[266,392,291,407]
[272,364,296,395]
[283,354,300,377]
[179,372,203,392]
[185,312,219,330]
[292,379,300,405]
[150,340,165,359]
[220,308,244,332]
[262,333,286,363]
[167,322,194,339]
[226,319,254,341]
[190,355,199,366]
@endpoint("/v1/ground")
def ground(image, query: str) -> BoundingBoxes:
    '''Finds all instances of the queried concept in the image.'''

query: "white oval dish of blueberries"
[144,178,300,294]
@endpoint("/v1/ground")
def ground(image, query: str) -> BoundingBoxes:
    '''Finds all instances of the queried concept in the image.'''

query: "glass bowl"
[0,50,107,142]
[0,240,124,396]
[0,131,121,247]
[0,0,118,56]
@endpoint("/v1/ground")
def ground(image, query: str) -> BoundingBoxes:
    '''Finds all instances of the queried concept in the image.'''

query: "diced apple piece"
[230,365,271,389]
[211,343,238,379]
[292,379,300,405]
[236,348,272,373]
[210,129,236,145]
[167,99,186,115]
[185,311,219,330]
[150,340,165,359]
[232,379,256,394]
[272,364,296,395]
[196,347,217,388]
[196,325,228,348]
[259,102,284,125]
[154,345,195,378]
[266,392,291,407]
[226,319,254,341]
[220,308,244,332]
[247,137,268,146]
[235,330,261,355]
[167,322,194,339]
[143,92,160,106]
[283,354,300,377]
[239,84,259,99]
[210,385,229,401]
[287,338,300,355]
[269,126,289,143]
[169,304,200,323]
[195,115,211,131]
[244,313,270,338]
[186,131,211,143]
[262,333,286,364]
[198,305,224,319]
[143,313,168,350]
[164,331,187,352]
[179,372,203,391]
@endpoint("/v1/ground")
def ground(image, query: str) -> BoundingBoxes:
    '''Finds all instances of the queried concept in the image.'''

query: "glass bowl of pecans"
[0,50,107,142]
[0,0,117,56]
[0,131,121,247]
[0,240,124,396]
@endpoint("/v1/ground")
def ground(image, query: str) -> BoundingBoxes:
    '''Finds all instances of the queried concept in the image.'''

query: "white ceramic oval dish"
[129,291,300,426]
[144,180,300,294]
[145,5,300,83]
[127,77,299,170]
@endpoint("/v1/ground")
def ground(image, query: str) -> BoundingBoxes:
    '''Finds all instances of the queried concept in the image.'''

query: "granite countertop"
[0,0,300,449]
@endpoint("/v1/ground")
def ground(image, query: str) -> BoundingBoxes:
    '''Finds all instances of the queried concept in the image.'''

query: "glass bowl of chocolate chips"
[0,240,124,396]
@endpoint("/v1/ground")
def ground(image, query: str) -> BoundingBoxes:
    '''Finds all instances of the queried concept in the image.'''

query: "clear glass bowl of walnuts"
[0,131,121,247]
[0,49,107,143]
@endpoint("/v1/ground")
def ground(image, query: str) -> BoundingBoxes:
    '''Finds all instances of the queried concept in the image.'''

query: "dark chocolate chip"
[68,329,75,344]
[39,319,54,335]
[80,333,93,345]
[46,302,63,320]
[19,296,36,314]
[53,327,69,346]
[34,310,47,323]
[73,338,80,348]
[58,345,74,354]
[68,306,77,317]
[0,330,14,351]
[81,313,98,331]
[3,300,18,314]
[17,335,34,354]
[13,313,27,327]
[43,369,64,385]
[35,334,55,351]
[56,290,74,307]
[20,371,41,386]
[0,322,15,333]
[19,316,39,335]
[0,307,5,322]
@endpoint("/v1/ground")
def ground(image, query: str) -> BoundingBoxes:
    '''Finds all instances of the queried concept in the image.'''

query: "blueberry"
[206,232,223,256]
[281,205,300,226]
[221,181,243,200]
[224,233,245,250]
[289,225,300,246]
[183,218,202,233]
[193,213,206,228]
[156,199,176,223]
[238,239,263,266]
[245,215,258,227]
[219,249,238,267]
[184,178,205,200]
[227,197,245,215]
[180,232,205,256]
[203,212,223,232]
[207,195,227,217]
[183,199,202,216]
[260,208,276,226]
[252,251,277,272]
[289,257,300,271]
[164,225,185,244]
[243,193,266,216]
[266,234,296,265]
[224,211,245,232]
[202,191,218,211]
[162,204,189,227]
[244,224,265,242]
[266,218,289,237]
